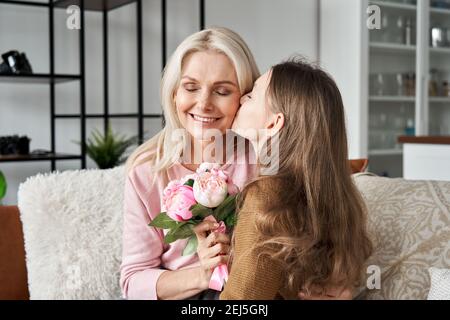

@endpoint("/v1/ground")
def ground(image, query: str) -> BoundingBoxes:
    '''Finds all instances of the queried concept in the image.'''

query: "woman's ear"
[267,112,285,136]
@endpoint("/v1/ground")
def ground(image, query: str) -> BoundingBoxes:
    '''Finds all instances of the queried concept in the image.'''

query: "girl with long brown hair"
[219,58,373,299]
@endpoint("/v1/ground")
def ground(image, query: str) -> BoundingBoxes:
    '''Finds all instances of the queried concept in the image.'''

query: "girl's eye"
[246,93,252,99]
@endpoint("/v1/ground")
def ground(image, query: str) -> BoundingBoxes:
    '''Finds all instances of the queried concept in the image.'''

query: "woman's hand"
[298,286,353,300]
[193,220,231,290]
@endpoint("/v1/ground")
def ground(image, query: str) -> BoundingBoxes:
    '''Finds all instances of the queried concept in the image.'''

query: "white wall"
[0,0,319,205]
[320,0,369,159]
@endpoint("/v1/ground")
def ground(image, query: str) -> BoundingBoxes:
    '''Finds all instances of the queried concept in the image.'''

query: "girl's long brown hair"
[235,58,373,295]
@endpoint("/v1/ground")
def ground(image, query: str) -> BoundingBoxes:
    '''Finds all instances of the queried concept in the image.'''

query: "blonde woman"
[220,59,373,300]
[119,27,260,300]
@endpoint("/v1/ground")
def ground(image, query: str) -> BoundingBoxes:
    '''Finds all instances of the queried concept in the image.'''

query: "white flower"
[193,171,228,208]
[196,162,221,174]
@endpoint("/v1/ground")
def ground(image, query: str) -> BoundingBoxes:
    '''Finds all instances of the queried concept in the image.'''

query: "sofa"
[0,165,449,300]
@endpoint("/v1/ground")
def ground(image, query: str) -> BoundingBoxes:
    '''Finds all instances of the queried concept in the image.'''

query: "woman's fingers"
[193,220,219,240]
[194,220,231,283]
[204,231,230,248]
[209,243,230,257]
[198,243,230,260]
[203,254,229,269]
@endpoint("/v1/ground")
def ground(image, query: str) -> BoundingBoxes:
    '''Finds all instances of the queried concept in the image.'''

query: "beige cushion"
[353,173,450,300]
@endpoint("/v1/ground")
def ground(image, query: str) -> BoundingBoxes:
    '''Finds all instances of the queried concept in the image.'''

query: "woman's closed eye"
[183,83,199,92]
[215,88,231,96]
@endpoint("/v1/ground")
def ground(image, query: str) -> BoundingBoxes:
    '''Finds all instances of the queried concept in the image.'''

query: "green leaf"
[0,170,7,201]
[190,203,213,218]
[184,179,194,187]
[224,212,237,228]
[213,194,237,221]
[148,212,178,229]
[182,235,198,256]
[164,223,195,244]
[73,121,138,169]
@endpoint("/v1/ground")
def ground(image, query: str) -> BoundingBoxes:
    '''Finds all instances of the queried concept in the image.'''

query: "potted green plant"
[73,124,138,169]
[0,170,7,205]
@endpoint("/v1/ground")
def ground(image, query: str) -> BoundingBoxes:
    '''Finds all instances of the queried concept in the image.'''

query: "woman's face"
[232,70,273,139]
[175,50,241,140]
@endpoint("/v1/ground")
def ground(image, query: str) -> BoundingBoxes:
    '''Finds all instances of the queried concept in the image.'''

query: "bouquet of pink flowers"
[149,163,239,291]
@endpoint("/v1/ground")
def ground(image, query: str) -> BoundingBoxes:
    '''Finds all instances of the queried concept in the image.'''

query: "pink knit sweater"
[119,151,256,300]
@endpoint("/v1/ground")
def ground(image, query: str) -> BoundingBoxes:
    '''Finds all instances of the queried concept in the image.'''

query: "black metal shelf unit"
[0,0,157,170]
[0,0,205,170]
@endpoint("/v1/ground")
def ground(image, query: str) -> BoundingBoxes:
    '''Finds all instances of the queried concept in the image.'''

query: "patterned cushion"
[353,173,450,300]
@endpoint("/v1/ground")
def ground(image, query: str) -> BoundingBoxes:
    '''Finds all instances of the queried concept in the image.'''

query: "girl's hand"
[298,286,353,300]
[193,220,231,290]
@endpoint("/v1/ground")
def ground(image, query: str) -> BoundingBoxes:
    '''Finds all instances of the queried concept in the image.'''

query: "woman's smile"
[189,113,222,124]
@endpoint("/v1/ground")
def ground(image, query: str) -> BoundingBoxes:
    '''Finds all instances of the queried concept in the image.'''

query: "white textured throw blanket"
[18,166,126,299]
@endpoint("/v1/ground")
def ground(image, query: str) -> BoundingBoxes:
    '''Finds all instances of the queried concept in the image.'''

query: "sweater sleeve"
[119,173,167,300]
[220,189,284,300]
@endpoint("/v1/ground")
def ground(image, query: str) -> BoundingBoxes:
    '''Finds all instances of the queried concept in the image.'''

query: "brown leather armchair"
[0,206,30,300]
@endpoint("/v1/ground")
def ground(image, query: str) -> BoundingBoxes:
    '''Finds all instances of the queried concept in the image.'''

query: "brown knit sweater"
[220,180,297,300]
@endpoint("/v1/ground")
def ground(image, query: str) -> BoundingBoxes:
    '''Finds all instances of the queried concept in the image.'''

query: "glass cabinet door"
[368,0,418,177]
[428,0,450,135]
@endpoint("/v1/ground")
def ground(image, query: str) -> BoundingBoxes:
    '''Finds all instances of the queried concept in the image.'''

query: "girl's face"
[175,50,241,140]
[232,70,274,138]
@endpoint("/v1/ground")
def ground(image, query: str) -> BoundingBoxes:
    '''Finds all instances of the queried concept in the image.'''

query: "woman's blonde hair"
[236,57,373,296]
[125,27,260,174]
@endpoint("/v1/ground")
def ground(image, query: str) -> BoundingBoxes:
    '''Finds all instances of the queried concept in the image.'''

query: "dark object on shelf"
[0,135,31,155]
[0,50,33,75]
[29,149,52,156]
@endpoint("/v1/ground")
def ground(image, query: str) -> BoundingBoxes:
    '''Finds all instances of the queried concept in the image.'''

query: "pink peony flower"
[196,163,221,174]
[193,172,228,208]
[196,163,240,196]
[210,167,239,196]
[162,180,196,222]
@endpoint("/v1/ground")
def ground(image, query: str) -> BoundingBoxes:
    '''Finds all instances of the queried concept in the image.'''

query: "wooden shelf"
[0,153,82,162]
[370,96,416,102]
[53,0,137,11]
[369,149,403,156]
[369,1,416,11]
[0,74,81,84]
[398,135,450,145]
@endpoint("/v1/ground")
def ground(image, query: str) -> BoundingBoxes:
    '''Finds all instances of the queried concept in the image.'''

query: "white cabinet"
[403,142,450,181]
[320,0,450,178]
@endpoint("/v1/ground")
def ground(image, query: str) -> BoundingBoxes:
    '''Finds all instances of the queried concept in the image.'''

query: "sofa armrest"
[0,205,30,300]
